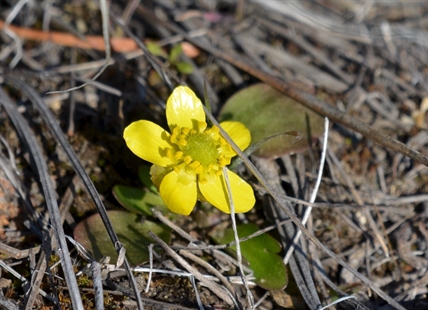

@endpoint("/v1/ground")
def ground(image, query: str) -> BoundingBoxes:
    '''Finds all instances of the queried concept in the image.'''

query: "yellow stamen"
[178,139,187,147]
[183,155,192,164]
[190,161,201,169]
[175,151,183,160]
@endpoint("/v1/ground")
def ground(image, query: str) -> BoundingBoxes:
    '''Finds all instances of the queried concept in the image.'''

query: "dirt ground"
[1,1,428,309]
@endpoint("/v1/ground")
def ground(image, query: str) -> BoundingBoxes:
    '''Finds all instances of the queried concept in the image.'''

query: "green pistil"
[167,125,232,177]
[185,133,218,167]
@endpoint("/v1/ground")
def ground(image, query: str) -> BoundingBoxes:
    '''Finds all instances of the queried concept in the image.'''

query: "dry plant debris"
[1,1,428,309]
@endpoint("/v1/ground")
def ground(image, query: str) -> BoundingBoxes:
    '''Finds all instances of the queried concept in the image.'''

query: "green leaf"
[175,62,194,74]
[211,223,288,290]
[169,44,183,63]
[146,41,168,58]
[113,185,165,216]
[74,210,171,266]
[138,166,157,193]
[219,83,325,158]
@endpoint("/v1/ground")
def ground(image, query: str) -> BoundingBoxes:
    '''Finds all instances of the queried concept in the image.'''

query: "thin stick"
[179,250,235,298]
[3,76,144,310]
[189,275,204,310]
[0,259,53,301]
[2,0,29,67]
[222,166,254,309]
[0,89,83,309]
[0,20,138,52]
[137,7,428,167]
[319,295,357,310]
[47,0,112,95]
[203,106,406,310]
[145,244,154,293]
[283,117,329,264]
[169,219,291,251]
[91,262,104,310]
[152,209,253,274]
[148,231,236,306]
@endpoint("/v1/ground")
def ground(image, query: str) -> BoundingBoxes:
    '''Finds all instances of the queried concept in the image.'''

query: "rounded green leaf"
[219,83,325,158]
[74,210,171,266]
[113,185,165,216]
[211,223,288,290]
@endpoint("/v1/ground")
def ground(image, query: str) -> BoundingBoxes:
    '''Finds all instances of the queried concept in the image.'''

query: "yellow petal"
[124,120,172,167]
[160,170,197,215]
[166,86,205,131]
[199,170,255,214]
[220,121,251,157]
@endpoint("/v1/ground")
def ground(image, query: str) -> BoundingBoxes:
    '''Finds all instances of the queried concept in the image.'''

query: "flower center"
[185,133,218,166]
[165,122,233,178]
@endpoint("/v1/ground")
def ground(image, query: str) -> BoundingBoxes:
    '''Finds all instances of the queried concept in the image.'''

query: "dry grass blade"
[222,165,254,309]
[2,77,143,309]
[167,11,220,113]
[47,0,112,95]
[0,87,83,309]
[90,262,104,310]
[23,250,52,310]
[257,156,322,309]
[111,13,176,91]
[178,250,236,295]
[283,118,329,264]
[2,0,28,68]
[204,106,406,310]
[2,1,428,308]
[0,258,52,304]
[136,6,428,167]
[148,231,236,306]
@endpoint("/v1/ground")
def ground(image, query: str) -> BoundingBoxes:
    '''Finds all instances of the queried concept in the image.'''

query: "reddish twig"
[0,19,200,57]
[0,19,137,52]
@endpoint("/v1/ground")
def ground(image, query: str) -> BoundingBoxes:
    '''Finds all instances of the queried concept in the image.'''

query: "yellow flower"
[123,86,255,215]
